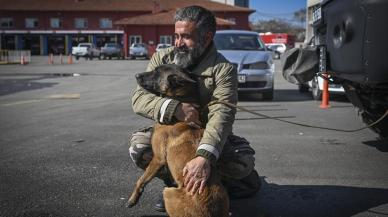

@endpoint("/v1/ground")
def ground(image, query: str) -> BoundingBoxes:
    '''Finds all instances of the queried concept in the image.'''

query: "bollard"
[20,55,25,65]
[60,54,63,64]
[48,53,54,65]
[319,73,330,109]
[67,54,73,64]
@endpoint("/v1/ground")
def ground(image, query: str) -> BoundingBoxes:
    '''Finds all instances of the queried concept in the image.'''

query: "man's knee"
[128,127,153,169]
[218,134,261,198]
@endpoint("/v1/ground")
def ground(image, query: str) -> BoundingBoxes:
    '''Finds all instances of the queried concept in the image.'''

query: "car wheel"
[298,83,310,92]
[312,77,322,100]
[274,51,280,59]
[89,53,93,60]
[75,56,79,60]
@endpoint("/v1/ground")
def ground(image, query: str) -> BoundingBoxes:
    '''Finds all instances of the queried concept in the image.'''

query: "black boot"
[222,170,261,200]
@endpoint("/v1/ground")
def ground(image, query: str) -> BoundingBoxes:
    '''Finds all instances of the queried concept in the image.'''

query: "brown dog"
[128,64,229,217]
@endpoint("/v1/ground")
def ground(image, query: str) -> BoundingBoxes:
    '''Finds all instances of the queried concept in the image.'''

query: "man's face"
[173,20,208,68]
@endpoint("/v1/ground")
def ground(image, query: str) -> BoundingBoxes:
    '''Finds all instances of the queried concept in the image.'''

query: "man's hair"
[174,5,216,40]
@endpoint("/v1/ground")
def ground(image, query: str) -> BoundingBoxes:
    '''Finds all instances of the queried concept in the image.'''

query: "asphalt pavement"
[0,56,387,217]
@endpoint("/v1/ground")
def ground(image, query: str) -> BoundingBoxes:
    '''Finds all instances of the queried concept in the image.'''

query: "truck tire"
[298,83,310,93]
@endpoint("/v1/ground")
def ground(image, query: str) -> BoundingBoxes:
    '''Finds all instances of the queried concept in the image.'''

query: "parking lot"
[0,56,387,217]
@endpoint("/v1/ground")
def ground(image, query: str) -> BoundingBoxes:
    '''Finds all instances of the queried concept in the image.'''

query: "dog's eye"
[168,75,182,88]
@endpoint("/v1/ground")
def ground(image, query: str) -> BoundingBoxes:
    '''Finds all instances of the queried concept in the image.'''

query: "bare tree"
[293,8,306,28]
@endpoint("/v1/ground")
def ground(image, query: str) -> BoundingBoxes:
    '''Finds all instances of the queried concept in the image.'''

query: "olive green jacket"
[131,43,238,162]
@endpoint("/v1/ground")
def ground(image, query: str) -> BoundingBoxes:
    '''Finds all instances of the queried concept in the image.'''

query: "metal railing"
[0,50,31,64]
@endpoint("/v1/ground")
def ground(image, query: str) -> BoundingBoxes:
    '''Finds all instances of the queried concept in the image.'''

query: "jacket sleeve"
[131,51,180,123]
[196,63,238,162]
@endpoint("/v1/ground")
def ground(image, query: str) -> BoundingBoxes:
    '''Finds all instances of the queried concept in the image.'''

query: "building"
[305,0,321,43]
[210,0,249,8]
[0,0,254,56]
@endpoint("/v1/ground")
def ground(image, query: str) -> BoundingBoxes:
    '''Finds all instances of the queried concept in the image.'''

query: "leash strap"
[208,100,388,133]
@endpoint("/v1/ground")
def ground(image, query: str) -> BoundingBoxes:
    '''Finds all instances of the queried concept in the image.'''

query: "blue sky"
[249,0,307,23]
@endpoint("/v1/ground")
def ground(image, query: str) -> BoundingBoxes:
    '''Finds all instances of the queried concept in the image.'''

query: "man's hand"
[182,156,211,195]
[175,103,201,128]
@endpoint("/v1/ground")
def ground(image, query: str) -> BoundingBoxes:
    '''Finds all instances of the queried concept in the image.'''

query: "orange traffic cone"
[59,54,63,64]
[20,55,25,65]
[67,54,73,64]
[320,73,330,109]
[48,54,54,65]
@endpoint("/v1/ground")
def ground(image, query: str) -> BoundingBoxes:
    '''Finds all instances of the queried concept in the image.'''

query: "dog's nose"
[135,74,143,82]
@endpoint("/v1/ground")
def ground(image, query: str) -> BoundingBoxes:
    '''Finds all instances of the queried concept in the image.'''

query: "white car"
[155,43,172,53]
[214,30,275,100]
[129,43,149,59]
[71,43,101,60]
[299,75,345,100]
[266,43,287,54]
[266,43,287,59]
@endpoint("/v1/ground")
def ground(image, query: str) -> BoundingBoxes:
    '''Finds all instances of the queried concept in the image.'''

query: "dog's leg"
[127,158,164,208]
[163,187,187,217]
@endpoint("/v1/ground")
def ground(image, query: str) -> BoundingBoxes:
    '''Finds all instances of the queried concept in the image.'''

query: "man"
[129,5,261,212]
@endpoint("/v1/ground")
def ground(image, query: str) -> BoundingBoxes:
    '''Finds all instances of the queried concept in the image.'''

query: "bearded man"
[129,5,261,212]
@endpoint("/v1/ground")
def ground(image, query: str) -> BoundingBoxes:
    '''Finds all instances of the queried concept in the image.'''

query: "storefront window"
[99,18,112,28]
[159,35,172,45]
[50,18,62,28]
[25,18,38,28]
[130,35,141,45]
[75,18,88,28]
[0,18,13,28]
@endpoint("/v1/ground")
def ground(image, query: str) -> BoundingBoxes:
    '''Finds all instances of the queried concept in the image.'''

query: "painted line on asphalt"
[0,93,80,107]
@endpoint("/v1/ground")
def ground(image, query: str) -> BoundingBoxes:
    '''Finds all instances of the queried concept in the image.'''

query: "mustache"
[174,45,190,53]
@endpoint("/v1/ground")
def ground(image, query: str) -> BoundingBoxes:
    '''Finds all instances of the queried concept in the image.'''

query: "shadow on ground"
[0,76,58,96]
[363,137,388,152]
[230,178,388,217]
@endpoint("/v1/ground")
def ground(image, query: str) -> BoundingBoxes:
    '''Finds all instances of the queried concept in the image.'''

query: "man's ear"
[205,32,213,47]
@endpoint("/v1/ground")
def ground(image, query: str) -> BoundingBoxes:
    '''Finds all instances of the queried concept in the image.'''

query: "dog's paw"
[126,199,137,208]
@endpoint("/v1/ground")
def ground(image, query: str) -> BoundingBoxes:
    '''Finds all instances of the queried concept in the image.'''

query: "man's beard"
[173,43,205,69]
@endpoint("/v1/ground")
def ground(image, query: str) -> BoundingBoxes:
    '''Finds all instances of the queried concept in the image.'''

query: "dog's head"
[136,64,197,97]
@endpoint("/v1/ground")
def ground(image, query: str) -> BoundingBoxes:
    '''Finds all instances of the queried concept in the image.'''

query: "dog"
[127,64,230,217]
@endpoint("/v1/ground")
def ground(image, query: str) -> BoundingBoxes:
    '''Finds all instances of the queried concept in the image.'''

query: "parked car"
[214,30,275,100]
[298,75,345,100]
[100,43,124,59]
[129,43,149,59]
[266,43,286,59]
[71,43,100,60]
[155,43,172,53]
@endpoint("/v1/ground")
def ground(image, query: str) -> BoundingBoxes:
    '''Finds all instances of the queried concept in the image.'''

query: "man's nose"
[175,36,184,47]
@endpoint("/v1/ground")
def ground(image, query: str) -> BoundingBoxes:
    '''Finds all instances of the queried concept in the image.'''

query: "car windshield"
[80,44,91,48]
[268,45,282,50]
[106,43,116,47]
[133,44,144,48]
[214,33,265,51]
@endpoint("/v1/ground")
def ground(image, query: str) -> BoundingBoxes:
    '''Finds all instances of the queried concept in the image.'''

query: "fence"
[0,50,31,64]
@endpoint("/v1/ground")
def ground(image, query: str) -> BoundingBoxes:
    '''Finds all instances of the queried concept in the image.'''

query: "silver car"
[214,30,275,100]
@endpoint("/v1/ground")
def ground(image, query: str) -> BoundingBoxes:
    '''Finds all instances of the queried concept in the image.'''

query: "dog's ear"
[168,74,196,88]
